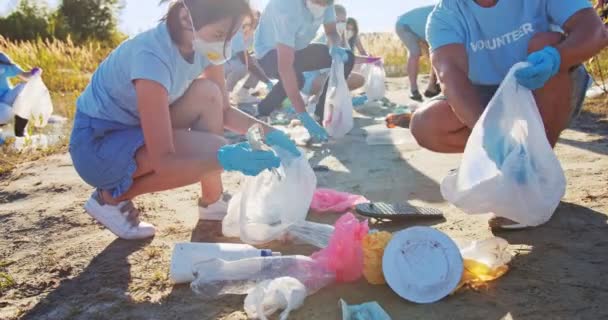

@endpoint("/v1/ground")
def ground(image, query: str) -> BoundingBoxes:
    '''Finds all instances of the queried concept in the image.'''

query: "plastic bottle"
[169,242,280,284]
[190,255,335,300]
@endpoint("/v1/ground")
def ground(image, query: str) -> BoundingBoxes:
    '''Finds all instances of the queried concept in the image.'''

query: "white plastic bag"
[323,57,354,138]
[12,74,53,128]
[441,63,566,227]
[365,63,386,101]
[244,277,307,320]
[223,147,317,245]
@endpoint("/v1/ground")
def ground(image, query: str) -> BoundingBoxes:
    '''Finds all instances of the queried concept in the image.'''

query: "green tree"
[57,0,123,43]
[0,0,51,41]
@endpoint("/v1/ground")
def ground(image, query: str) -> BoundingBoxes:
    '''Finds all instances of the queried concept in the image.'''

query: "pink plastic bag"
[310,188,369,213]
[311,213,369,283]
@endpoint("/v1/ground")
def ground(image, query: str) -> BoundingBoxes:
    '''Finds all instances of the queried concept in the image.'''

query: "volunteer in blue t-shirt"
[254,0,355,142]
[225,14,272,105]
[69,0,300,240]
[409,0,608,229]
[0,52,41,138]
[396,5,441,101]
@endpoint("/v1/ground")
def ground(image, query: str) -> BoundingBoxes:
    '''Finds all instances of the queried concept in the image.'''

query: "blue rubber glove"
[266,81,274,92]
[265,130,301,157]
[217,142,280,176]
[330,46,350,63]
[297,112,329,142]
[515,46,561,90]
[352,95,368,106]
[30,67,42,75]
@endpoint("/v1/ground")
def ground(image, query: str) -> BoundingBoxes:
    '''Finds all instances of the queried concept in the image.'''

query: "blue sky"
[1,0,437,34]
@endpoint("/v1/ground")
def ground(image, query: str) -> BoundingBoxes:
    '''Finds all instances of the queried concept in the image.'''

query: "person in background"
[409,0,607,229]
[346,18,368,56]
[396,5,440,102]
[254,0,355,142]
[225,12,272,105]
[0,52,41,138]
[303,12,377,103]
[69,0,299,240]
[596,0,608,26]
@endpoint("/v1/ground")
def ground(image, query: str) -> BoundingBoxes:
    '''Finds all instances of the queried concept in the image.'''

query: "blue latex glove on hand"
[515,46,561,90]
[218,142,280,176]
[297,112,329,142]
[330,46,350,63]
[265,130,301,157]
[266,81,274,92]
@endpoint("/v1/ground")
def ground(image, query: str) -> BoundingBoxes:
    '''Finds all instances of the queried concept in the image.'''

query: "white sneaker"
[233,88,260,104]
[84,190,156,240]
[198,197,230,221]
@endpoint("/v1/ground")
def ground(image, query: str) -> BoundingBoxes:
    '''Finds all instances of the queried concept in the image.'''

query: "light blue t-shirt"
[77,22,211,126]
[232,30,254,55]
[427,0,591,85]
[397,5,435,39]
[254,0,336,59]
[0,64,21,98]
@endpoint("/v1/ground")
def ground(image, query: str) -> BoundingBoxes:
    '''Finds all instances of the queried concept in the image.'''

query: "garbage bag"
[244,277,307,320]
[441,63,566,227]
[364,63,386,101]
[223,146,317,245]
[12,74,53,128]
[323,57,354,138]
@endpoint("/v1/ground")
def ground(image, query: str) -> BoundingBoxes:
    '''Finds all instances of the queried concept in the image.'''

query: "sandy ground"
[1,77,608,320]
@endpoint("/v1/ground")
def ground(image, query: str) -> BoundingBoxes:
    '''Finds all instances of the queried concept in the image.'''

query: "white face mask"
[346,30,355,40]
[185,4,232,65]
[336,22,347,35]
[306,0,327,19]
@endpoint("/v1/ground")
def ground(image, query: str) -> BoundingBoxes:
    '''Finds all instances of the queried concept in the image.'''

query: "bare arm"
[204,64,274,135]
[355,38,368,56]
[324,22,342,47]
[135,80,221,173]
[244,52,272,84]
[557,8,608,70]
[432,44,484,128]
[277,43,306,114]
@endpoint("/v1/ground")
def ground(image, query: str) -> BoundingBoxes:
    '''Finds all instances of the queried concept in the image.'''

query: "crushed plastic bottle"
[455,237,513,292]
[191,255,335,300]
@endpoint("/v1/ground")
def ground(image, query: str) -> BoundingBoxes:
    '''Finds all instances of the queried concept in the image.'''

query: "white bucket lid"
[382,226,463,304]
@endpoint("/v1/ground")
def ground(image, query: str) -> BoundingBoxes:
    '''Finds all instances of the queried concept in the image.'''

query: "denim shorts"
[69,111,144,198]
[429,65,591,122]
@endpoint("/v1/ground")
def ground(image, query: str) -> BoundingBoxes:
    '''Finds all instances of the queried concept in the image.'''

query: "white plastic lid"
[382,226,463,304]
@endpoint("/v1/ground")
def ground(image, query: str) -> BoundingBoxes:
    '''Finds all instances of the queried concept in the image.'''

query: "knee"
[528,32,563,54]
[190,79,223,107]
[409,103,439,149]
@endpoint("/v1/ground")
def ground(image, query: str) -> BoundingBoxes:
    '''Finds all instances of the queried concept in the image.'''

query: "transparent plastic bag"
[286,221,335,249]
[441,63,566,227]
[12,74,53,128]
[191,256,335,300]
[223,147,317,245]
[455,237,513,291]
[365,63,386,101]
[363,124,417,146]
[323,57,354,138]
[244,277,307,320]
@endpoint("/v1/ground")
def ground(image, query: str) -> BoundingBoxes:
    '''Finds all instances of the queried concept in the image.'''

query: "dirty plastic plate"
[382,226,463,304]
